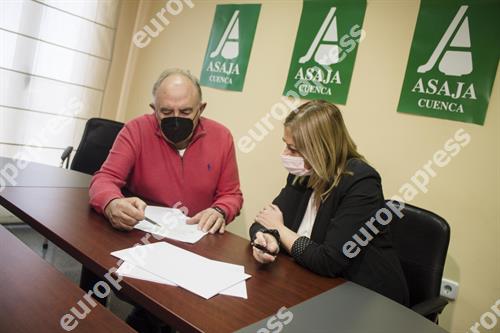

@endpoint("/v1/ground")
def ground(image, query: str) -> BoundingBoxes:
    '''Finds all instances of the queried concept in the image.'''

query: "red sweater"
[89,113,243,222]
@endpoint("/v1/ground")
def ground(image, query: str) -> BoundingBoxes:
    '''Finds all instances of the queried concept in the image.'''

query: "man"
[90,68,243,231]
[88,69,243,332]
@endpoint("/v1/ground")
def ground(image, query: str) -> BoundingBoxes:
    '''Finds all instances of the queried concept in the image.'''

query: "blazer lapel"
[310,188,339,243]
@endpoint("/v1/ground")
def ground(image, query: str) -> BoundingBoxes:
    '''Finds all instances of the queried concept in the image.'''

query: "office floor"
[4,223,134,322]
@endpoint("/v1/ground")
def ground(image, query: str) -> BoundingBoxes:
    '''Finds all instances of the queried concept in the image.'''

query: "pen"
[251,241,278,256]
[144,216,161,227]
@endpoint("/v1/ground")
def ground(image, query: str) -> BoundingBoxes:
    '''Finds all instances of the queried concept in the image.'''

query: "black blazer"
[250,158,409,306]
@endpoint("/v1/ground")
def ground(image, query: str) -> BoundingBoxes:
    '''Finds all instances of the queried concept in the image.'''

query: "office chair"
[57,118,124,305]
[43,119,124,258]
[60,118,124,174]
[387,200,451,323]
[49,118,123,252]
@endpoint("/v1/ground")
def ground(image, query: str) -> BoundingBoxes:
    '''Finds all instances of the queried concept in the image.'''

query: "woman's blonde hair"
[284,100,365,204]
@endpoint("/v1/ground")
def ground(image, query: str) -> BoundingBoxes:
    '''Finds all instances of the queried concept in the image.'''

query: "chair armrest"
[60,146,74,169]
[411,296,449,317]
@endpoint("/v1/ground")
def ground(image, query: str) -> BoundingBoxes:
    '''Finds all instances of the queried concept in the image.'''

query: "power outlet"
[440,278,459,300]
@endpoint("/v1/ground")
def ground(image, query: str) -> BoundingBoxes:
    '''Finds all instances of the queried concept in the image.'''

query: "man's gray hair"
[152,68,202,101]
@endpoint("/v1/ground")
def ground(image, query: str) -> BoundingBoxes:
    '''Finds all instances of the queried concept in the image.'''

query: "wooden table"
[0,225,136,333]
[1,158,448,333]
[0,183,342,333]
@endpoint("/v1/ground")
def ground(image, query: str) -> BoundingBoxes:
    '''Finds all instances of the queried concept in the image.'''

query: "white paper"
[219,278,248,299]
[134,206,207,244]
[116,261,176,285]
[111,242,250,299]
[116,261,247,299]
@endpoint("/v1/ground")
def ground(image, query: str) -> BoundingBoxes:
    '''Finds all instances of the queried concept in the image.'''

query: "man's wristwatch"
[212,206,226,220]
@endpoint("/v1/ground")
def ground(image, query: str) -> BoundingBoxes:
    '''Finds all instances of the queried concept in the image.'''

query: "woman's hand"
[252,231,279,264]
[254,203,299,255]
[255,204,284,229]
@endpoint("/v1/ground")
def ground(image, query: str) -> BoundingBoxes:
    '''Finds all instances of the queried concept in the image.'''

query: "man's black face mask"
[160,116,194,144]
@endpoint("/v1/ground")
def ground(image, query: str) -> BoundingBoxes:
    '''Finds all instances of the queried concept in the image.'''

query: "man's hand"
[104,197,146,231]
[187,207,225,234]
[252,232,279,264]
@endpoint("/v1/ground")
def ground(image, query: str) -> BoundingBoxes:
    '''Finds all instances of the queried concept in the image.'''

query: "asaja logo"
[299,7,339,65]
[283,2,366,103]
[206,9,240,84]
[210,10,239,60]
[294,6,345,96]
[411,5,476,114]
[418,5,472,76]
[294,7,362,96]
[397,0,500,125]
[200,4,260,92]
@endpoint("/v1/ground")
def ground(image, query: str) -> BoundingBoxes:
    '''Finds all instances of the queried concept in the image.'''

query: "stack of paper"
[116,261,248,298]
[134,206,207,243]
[111,242,250,299]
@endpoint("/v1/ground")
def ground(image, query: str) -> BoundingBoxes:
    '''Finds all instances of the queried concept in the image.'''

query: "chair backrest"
[70,118,124,175]
[387,201,450,307]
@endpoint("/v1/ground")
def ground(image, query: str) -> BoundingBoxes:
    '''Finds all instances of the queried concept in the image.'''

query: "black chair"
[61,118,124,174]
[59,117,124,306]
[388,200,451,323]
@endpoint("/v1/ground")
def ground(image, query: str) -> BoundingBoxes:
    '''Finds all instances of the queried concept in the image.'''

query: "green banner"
[397,0,500,125]
[282,0,366,105]
[200,4,261,92]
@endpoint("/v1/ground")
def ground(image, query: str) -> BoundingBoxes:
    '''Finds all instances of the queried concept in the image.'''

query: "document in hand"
[111,242,251,299]
[134,206,207,243]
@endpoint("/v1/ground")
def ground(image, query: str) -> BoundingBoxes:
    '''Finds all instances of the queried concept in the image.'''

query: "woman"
[249,100,409,306]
